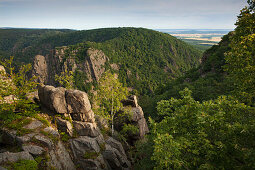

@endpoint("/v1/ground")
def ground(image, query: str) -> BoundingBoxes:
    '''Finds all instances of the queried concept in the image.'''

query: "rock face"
[0,119,76,170]
[37,86,131,169]
[0,151,34,164]
[32,55,48,83]
[32,48,108,86]
[116,95,149,144]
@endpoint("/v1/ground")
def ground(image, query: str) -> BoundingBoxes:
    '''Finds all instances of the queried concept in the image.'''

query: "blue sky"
[0,0,247,30]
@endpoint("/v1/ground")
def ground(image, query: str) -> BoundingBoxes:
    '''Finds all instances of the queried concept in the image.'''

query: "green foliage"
[55,67,74,89]
[4,117,33,136]
[0,28,202,95]
[0,56,38,124]
[33,114,51,127]
[120,124,139,139]
[99,142,106,151]
[83,151,100,159]
[90,28,201,95]
[0,29,73,63]
[40,130,59,143]
[224,6,255,105]
[12,159,38,170]
[60,131,71,142]
[140,88,255,169]
[94,71,129,134]
[73,70,91,92]
[142,32,233,119]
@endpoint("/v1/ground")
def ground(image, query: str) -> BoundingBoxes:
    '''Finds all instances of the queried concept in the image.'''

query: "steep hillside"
[28,28,202,95]
[141,32,234,118]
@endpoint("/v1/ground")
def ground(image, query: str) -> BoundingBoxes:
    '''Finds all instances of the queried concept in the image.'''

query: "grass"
[33,114,51,127]
[83,151,100,159]
[3,159,38,170]
[99,142,106,151]
[6,117,34,136]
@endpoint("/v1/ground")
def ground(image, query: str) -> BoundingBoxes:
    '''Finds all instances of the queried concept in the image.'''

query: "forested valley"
[0,1,255,169]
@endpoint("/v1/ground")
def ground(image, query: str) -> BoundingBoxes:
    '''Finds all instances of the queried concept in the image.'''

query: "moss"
[33,114,51,127]
[30,136,47,148]
[40,130,59,143]
[60,131,71,142]
[99,142,106,151]
[16,128,33,136]
[83,151,100,159]
[10,159,38,170]
[100,127,110,138]
[6,117,33,136]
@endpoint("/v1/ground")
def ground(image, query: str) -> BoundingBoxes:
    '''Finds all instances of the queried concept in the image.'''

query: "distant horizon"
[0,27,234,31]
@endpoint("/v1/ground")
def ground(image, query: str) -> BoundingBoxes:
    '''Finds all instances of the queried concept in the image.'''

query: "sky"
[0,0,247,30]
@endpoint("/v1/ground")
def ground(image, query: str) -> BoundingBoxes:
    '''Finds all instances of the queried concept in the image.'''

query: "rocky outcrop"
[0,119,76,170]
[115,95,149,145]
[85,49,108,82]
[0,151,34,164]
[37,86,131,169]
[38,85,95,123]
[32,48,108,86]
[32,55,48,83]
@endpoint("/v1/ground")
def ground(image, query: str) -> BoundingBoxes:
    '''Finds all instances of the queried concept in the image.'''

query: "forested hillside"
[135,1,255,169]
[140,32,233,118]
[0,28,202,95]
[0,28,73,61]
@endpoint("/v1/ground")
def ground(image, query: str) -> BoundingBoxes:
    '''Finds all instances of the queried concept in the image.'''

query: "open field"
[157,29,232,51]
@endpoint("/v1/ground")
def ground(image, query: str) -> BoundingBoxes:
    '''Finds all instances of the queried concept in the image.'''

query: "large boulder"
[69,136,108,169]
[122,95,138,107]
[38,85,95,122]
[65,90,91,114]
[104,137,131,169]
[38,85,67,114]
[102,144,131,169]
[131,106,149,138]
[50,87,67,114]
[73,121,100,137]
[70,136,101,158]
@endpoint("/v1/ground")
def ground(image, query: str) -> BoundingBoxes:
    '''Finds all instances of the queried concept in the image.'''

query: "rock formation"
[32,55,48,83]
[32,47,108,86]
[0,85,132,169]
[115,95,149,145]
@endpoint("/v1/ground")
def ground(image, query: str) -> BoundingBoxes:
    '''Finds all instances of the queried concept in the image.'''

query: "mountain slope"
[0,27,202,95]
[141,32,233,118]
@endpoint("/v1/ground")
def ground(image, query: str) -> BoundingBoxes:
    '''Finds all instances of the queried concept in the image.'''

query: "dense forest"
[135,1,255,169]
[0,0,255,169]
[0,27,202,95]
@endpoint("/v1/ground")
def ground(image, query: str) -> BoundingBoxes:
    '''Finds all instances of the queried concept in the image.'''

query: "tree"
[148,88,255,169]
[55,67,74,89]
[94,71,129,135]
[0,56,38,121]
[248,0,255,10]
[224,2,255,105]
